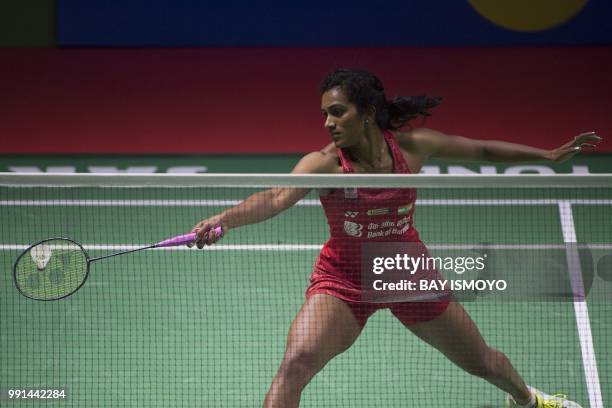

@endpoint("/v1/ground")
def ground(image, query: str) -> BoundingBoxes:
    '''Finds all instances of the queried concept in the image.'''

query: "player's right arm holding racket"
[189,149,338,248]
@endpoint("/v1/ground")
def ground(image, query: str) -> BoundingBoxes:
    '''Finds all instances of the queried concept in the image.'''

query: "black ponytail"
[320,68,441,131]
[386,95,442,130]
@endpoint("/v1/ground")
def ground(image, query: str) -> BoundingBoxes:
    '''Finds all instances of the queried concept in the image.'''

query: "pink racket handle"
[154,226,224,248]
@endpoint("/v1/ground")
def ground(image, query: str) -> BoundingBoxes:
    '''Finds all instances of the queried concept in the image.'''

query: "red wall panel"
[1,48,610,153]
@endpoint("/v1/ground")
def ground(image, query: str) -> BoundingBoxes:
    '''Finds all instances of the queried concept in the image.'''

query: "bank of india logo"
[468,0,588,32]
[344,221,363,237]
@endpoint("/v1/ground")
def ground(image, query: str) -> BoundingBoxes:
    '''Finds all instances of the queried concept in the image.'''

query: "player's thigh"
[283,294,363,367]
[403,301,489,365]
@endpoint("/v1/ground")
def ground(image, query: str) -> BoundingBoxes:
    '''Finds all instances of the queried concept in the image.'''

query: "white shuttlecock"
[31,244,52,271]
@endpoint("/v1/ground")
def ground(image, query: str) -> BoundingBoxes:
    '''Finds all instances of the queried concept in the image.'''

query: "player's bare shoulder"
[292,143,341,174]
[395,128,444,158]
[394,129,417,151]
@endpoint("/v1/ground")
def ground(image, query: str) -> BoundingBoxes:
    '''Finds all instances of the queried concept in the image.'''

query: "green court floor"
[1,184,611,407]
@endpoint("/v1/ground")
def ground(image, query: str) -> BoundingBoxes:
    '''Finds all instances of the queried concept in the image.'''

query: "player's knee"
[278,349,321,381]
[461,348,499,378]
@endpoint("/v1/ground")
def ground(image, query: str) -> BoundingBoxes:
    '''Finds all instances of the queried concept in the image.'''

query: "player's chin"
[332,136,346,148]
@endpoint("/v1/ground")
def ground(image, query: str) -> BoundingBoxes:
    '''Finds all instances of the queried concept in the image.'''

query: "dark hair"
[320,69,441,130]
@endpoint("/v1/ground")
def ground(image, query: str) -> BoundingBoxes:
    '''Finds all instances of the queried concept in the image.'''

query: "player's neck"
[348,129,386,168]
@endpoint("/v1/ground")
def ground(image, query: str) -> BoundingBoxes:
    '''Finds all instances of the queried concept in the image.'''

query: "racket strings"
[14,239,88,300]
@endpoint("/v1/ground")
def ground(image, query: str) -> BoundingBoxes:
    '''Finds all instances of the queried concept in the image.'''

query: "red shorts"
[307,242,452,328]
[306,286,451,328]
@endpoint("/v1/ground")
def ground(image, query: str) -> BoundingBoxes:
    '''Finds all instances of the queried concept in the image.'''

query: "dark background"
[1,1,611,153]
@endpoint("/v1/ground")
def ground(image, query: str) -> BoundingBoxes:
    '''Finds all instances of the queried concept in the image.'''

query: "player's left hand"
[549,132,602,163]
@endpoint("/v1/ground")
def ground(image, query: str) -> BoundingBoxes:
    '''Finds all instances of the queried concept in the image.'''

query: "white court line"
[1,243,611,251]
[1,199,612,206]
[0,244,322,251]
[0,199,243,206]
[558,201,603,408]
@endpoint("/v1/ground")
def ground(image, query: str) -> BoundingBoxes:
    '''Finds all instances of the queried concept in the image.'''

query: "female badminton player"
[190,69,601,408]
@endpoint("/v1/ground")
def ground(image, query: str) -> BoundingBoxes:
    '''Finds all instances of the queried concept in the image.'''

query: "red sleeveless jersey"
[307,130,424,302]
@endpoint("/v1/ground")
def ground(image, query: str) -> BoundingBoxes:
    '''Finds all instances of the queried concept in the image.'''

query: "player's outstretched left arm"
[401,128,602,163]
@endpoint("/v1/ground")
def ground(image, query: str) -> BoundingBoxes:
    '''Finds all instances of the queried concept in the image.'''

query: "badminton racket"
[13,227,223,301]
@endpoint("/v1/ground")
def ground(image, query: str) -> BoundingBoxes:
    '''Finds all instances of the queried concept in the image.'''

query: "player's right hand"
[188,215,226,249]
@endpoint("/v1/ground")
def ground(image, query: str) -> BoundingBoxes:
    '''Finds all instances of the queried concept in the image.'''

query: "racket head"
[13,238,90,301]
